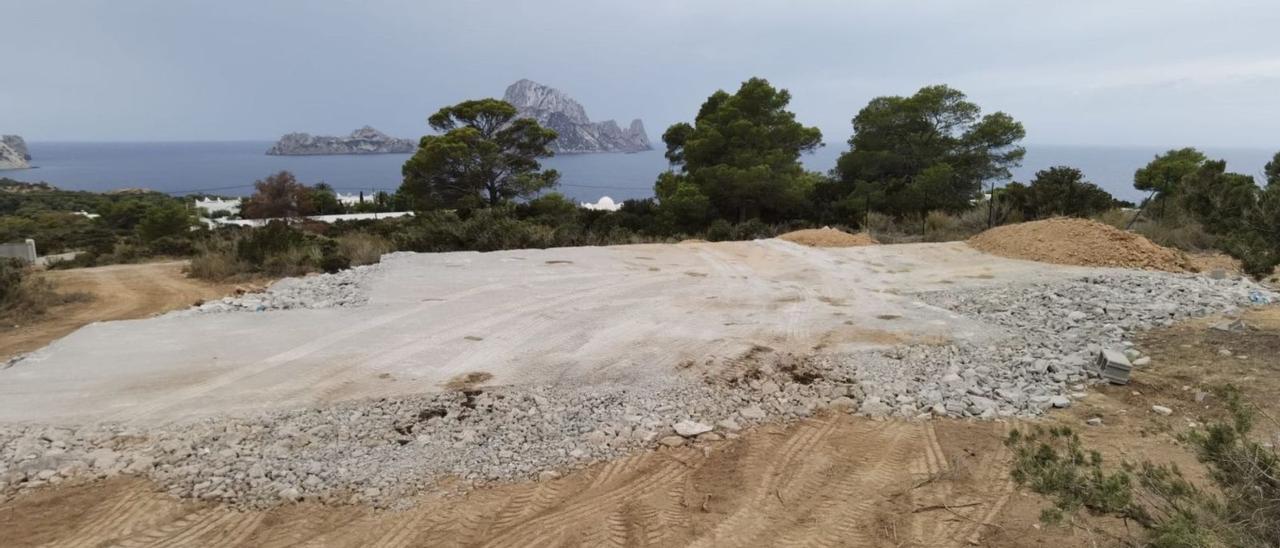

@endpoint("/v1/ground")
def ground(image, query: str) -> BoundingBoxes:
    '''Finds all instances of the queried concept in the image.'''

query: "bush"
[186,240,244,281]
[0,258,92,322]
[336,232,392,266]
[1008,386,1280,547]
[733,218,773,240]
[706,219,733,242]
[136,203,194,242]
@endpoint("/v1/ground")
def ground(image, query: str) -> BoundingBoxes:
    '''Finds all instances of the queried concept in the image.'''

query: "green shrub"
[706,219,733,242]
[733,218,772,240]
[1008,386,1280,547]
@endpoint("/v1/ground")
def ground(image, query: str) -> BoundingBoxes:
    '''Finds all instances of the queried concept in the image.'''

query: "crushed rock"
[177,264,381,315]
[2,270,1272,508]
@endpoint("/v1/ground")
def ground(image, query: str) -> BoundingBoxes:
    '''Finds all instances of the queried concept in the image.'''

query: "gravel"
[2,269,1272,508]
[177,264,381,315]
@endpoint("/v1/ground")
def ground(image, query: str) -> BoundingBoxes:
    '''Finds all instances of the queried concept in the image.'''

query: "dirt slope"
[0,261,239,360]
[1,416,1013,548]
[968,218,1191,271]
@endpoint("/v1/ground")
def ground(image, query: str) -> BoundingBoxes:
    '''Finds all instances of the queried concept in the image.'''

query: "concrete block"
[1097,349,1132,385]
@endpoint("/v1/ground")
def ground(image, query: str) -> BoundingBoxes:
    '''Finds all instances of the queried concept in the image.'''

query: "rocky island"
[504,79,651,154]
[266,126,415,156]
[0,135,31,170]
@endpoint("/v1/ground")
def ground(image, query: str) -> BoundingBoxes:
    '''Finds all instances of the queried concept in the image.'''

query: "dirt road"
[0,262,238,361]
[2,415,1013,548]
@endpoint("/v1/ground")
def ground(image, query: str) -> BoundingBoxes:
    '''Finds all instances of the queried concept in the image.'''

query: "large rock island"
[504,79,651,154]
[266,126,415,155]
[0,135,31,170]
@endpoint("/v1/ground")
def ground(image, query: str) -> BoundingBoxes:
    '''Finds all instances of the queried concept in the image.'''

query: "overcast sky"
[6,0,1278,147]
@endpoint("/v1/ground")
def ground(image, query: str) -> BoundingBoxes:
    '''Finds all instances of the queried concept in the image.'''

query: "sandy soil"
[777,227,878,247]
[0,262,240,361]
[1,415,1013,548]
[968,218,1192,272]
[0,240,1100,425]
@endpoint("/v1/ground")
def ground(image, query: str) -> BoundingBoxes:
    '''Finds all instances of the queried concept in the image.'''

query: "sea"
[1,141,1275,205]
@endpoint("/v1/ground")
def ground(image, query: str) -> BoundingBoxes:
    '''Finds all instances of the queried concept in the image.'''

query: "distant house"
[212,211,414,227]
[336,192,371,207]
[194,198,242,216]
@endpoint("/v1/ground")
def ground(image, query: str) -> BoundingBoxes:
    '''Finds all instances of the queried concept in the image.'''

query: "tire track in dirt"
[1,261,236,361]
[7,415,1020,548]
[685,417,839,548]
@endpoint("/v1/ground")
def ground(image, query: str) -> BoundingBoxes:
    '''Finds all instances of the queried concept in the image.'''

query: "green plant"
[1008,386,1280,547]
[706,219,733,242]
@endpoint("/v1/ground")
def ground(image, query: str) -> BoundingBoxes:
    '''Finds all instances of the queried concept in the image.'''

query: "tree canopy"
[400,99,560,209]
[1133,148,1207,195]
[1001,166,1118,220]
[241,171,315,219]
[834,85,1025,218]
[656,77,823,224]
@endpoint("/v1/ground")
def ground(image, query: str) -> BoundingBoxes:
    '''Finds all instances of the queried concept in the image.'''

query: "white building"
[194,198,242,216]
[336,192,373,207]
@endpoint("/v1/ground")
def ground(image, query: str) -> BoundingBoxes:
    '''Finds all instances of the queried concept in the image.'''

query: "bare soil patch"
[778,227,879,248]
[2,416,1011,548]
[0,261,241,360]
[968,217,1192,271]
[981,305,1280,546]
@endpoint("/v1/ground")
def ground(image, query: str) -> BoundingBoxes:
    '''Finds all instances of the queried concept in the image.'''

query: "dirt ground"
[982,305,1280,547]
[968,218,1192,272]
[5,307,1277,547]
[1,417,1014,548]
[0,261,241,361]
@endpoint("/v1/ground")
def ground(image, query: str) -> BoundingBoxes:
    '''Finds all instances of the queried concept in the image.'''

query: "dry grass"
[0,269,93,326]
[186,242,245,282]
[336,233,392,266]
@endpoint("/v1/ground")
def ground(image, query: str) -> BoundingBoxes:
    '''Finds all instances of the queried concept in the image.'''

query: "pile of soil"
[967,218,1192,272]
[778,227,879,248]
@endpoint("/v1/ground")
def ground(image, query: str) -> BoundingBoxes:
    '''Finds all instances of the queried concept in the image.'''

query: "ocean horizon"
[2,141,1275,205]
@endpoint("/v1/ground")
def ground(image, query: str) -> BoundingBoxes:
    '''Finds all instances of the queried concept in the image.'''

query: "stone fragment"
[658,436,686,448]
[672,421,713,438]
[1097,349,1132,385]
[1152,405,1173,416]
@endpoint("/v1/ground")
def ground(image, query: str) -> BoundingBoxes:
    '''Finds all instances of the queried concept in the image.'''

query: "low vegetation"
[0,258,91,325]
[1008,386,1279,547]
[2,78,1277,283]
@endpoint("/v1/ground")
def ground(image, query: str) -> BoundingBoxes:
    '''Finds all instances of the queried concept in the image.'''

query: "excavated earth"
[0,239,1274,520]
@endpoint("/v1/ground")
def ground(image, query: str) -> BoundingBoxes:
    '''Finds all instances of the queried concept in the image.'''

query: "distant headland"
[266,126,415,156]
[0,135,32,170]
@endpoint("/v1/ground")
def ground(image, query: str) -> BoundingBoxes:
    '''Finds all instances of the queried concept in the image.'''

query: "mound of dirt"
[778,227,879,248]
[968,218,1191,272]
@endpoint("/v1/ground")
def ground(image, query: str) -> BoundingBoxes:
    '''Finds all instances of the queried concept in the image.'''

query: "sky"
[5,0,1279,148]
